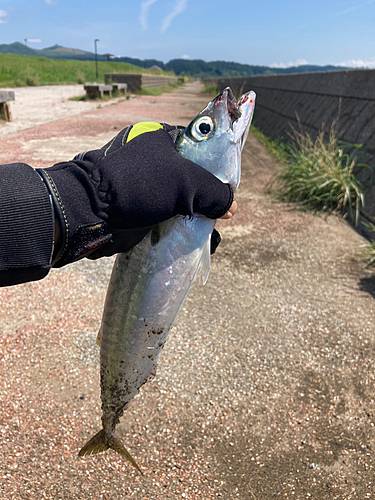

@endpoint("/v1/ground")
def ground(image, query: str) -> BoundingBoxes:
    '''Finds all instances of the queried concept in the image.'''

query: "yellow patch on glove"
[126,122,163,143]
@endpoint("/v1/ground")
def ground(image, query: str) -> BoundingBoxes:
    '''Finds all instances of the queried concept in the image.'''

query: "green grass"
[0,53,174,88]
[135,82,183,96]
[251,126,290,164]
[201,83,218,94]
[69,94,128,102]
[361,223,375,268]
[263,125,365,224]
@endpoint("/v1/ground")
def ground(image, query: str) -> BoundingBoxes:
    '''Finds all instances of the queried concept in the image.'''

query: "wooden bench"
[84,84,113,99]
[0,90,15,122]
[111,83,127,95]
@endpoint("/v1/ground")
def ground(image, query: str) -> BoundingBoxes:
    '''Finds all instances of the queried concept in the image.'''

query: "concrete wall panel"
[217,70,375,224]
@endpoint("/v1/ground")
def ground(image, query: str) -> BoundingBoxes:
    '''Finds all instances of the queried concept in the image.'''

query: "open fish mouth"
[212,87,242,122]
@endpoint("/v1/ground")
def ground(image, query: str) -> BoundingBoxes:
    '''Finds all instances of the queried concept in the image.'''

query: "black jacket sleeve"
[0,163,54,287]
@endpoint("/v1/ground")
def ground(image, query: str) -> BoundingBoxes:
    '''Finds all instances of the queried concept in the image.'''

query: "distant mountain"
[0,42,105,61]
[112,57,349,78]
[0,42,349,78]
[0,41,37,56]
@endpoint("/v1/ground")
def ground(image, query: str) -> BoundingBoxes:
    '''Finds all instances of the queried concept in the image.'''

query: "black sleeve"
[0,163,54,287]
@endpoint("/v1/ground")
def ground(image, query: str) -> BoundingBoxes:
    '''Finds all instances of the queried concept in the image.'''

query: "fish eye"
[190,116,214,141]
[199,122,211,134]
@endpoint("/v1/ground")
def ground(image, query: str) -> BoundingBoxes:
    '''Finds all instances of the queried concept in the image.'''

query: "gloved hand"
[37,122,233,267]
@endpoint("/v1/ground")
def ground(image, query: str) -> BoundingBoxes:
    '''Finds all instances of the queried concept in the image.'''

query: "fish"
[78,87,256,472]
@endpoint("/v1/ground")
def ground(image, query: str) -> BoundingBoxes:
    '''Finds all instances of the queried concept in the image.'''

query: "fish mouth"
[212,87,242,122]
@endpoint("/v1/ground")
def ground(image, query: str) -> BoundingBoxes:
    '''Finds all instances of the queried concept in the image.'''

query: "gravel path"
[0,82,374,499]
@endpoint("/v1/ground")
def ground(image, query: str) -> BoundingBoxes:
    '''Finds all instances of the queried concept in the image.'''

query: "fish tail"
[78,429,142,474]
[96,329,101,347]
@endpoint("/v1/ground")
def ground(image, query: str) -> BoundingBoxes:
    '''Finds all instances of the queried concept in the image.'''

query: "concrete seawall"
[217,70,375,225]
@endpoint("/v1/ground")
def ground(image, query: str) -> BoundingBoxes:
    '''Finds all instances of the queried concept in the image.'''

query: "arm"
[0,163,54,286]
[0,124,236,287]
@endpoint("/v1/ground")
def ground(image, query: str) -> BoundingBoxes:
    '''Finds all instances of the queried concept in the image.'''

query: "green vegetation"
[256,125,375,267]
[0,53,169,88]
[362,223,375,268]
[76,70,85,84]
[251,126,290,164]
[69,94,126,103]
[259,125,365,224]
[201,82,218,94]
[135,82,183,96]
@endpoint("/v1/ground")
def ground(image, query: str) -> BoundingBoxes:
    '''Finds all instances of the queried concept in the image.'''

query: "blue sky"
[0,0,374,68]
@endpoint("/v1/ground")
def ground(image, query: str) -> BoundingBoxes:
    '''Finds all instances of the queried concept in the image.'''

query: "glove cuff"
[36,168,68,265]
[36,166,112,267]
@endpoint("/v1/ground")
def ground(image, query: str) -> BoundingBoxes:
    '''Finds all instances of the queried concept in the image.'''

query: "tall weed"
[272,124,365,224]
[76,70,85,84]
[25,74,40,86]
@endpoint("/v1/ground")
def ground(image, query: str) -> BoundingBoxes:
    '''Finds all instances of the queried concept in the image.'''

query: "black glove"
[37,123,232,266]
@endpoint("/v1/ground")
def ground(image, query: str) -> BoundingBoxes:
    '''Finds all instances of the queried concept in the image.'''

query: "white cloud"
[181,54,190,59]
[270,58,308,69]
[161,0,188,32]
[334,0,375,18]
[338,59,375,69]
[0,10,8,24]
[44,0,58,4]
[28,39,42,44]
[139,0,158,30]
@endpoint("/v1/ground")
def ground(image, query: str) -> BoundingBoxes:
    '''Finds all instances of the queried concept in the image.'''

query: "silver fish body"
[78,88,256,471]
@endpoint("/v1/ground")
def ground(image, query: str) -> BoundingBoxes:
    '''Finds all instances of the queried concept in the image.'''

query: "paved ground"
[0,82,375,499]
[0,84,125,137]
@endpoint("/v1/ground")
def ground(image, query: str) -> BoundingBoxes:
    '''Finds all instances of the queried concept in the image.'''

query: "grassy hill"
[0,42,349,81]
[0,42,102,60]
[0,53,171,88]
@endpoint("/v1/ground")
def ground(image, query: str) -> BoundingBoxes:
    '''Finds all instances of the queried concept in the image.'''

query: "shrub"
[25,74,40,86]
[76,71,85,84]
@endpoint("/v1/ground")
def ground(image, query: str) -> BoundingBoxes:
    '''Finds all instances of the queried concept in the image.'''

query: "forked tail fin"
[78,429,142,474]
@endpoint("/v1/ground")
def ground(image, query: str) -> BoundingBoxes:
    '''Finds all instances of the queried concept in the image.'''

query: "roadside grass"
[0,53,174,88]
[260,125,366,225]
[135,82,183,96]
[69,94,129,102]
[201,83,218,94]
[362,223,375,268]
[251,126,290,164]
[254,124,375,266]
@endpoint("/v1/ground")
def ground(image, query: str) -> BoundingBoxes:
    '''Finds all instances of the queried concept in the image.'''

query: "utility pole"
[94,39,99,80]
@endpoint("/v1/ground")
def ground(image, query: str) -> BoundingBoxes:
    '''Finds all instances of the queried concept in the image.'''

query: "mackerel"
[78,88,256,472]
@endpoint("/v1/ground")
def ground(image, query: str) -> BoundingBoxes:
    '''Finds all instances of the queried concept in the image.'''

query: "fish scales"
[79,88,256,472]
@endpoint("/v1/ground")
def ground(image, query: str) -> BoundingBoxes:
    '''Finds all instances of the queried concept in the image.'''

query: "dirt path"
[0,82,374,499]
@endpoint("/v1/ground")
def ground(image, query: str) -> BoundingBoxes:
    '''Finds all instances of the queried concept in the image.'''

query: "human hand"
[39,123,236,266]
